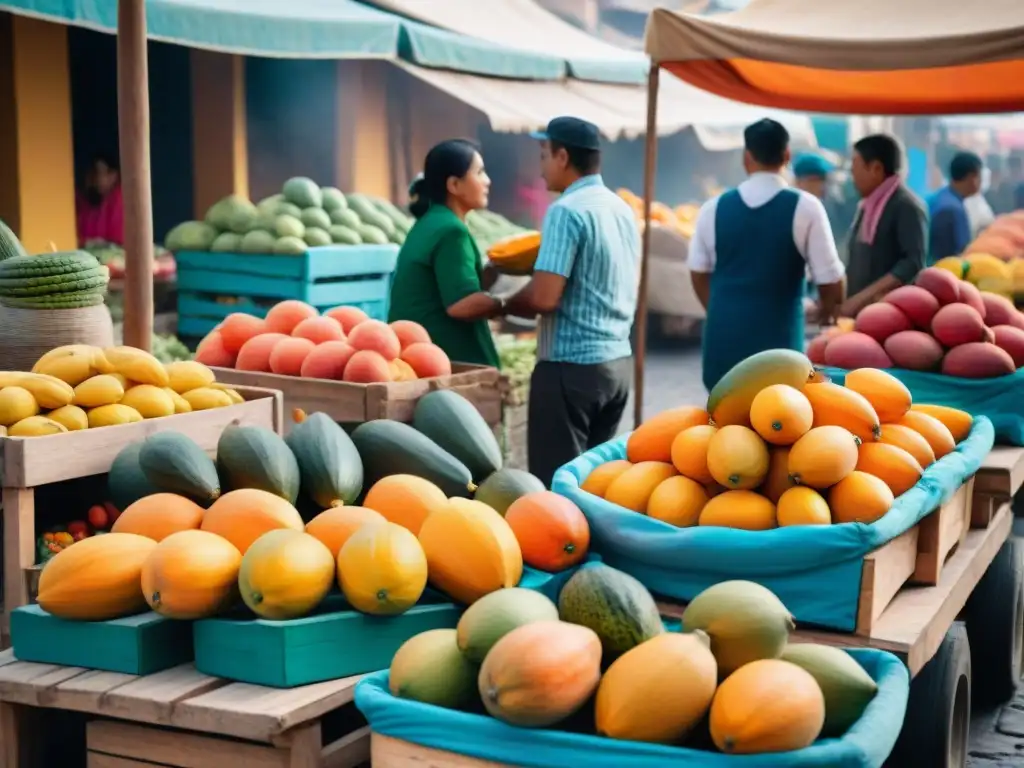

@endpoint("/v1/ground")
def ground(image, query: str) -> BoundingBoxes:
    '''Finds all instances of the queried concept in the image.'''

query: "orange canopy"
[644,0,1024,114]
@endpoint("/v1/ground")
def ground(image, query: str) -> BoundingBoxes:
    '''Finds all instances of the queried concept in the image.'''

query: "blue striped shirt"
[534,175,640,364]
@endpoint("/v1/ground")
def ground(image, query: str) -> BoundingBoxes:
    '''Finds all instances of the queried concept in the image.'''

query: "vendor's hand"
[838,297,867,320]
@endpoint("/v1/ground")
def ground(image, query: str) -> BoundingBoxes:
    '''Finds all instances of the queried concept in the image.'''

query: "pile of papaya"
[582,349,974,529]
[388,565,880,754]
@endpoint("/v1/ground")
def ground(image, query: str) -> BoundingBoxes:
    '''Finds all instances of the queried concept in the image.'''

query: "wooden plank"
[87,754,158,767]
[856,525,919,635]
[975,447,1024,498]
[971,492,998,529]
[2,388,279,487]
[0,661,91,705]
[98,665,228,726]
[322,726,371,768]
[1,701,45,768]
[2,488,33,640]
[41,669,139,712]
[912,478,973,585]
[171,675,360,742]
[371,735,508,768]
[87,720,289,768]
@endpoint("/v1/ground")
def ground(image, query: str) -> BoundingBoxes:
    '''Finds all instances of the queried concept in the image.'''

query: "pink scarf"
[857,174,901,246]
[76,185,124,246]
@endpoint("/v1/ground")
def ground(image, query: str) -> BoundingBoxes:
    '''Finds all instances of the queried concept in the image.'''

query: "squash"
[603,461,677,512]
[759,446,794,503]
[119,385,176,419]
[182,387,233,410]
[0,386,39,426]
[829,471,895,524]
[699,490,776,531]
[285,410,364,507]
[780,644,879,737]
[596,631,718,744]
[164,360,215,394]
[486,230,541,273]
[626,406,710,463]
[457,587,559,663]
[898,411,957,459]
[710,659,825,754]
[558,563,664,656]
[72,374,125,408]
[87,404,143,428]
[706,425,769,489]
[707,349,815,427]
[37,533,157,620]
[473,468,545,515]
[787,426,860,488]
[47,404,88,431]
[681,580,794,676]
[844,368,912,423]
[305,506,386,558]
[413,390,503,482]
[112,493,205,541]
[670,425,717,484]
[139,432,221,504]
[749,384,813,446]
[504,491,589,572]
[909,404,972,443]
[776,486,831,526]
[478,620,602,727]
[803,382,882,442]
[337,522,428,615]
[418,498,523,605]
[201,488,305,554]
[163,387,192,414]
[141,529,241,619]
[646,475,708,528]
[389,629,479,709]
[363,475,447,535]
[878,423,935,468]
[8,415,67,436]
[238,529,335,619]
[856,442,923,497]
[107,442,161,511]
[217,423,301,504]
[579,460,633,497]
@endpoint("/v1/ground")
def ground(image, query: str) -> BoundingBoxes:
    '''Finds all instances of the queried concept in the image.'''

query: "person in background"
[689,119,846,393]
[965,165,995,239]
[841,134,927,317]
[991,153,1024,215]
[927,151,983,262]
[792,153,833,200]
[76,153,124,246]
[387,139,502,368]
[501,117,640,488]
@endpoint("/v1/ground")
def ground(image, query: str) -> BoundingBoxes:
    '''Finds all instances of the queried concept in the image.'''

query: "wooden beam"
[191,51,248,217]
[335,61,391,198]
[0,14,77,253]
[634,64,659,428]
[117,0,154,351]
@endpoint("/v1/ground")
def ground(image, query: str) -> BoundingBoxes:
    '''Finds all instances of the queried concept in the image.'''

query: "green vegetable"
[283,177,323,209]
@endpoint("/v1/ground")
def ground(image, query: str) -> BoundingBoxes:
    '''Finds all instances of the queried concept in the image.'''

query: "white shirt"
[689,173,846,285]
[965,193,995,238]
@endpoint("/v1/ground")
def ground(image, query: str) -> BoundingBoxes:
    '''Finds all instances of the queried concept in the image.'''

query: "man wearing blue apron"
[690,120,847,391]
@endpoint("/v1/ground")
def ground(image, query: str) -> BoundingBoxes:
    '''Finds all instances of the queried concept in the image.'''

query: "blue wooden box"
[10,605,193,675]
[193,593,460,688]
[175,245,399,338]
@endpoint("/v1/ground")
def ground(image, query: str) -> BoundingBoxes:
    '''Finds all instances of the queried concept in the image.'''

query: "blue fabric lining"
[355,648,909,768]
[550,417,994,631]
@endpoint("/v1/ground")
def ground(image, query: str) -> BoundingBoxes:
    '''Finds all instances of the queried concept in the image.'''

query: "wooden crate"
[0,650,368,768]
[372,734,503,767]
[972,446,1024,528]
[0,385,283,645]
[501,402,528,471]
[210,363,503,428]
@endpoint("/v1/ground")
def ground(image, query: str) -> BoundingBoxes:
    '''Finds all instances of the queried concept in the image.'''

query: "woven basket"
[0,303,114,372]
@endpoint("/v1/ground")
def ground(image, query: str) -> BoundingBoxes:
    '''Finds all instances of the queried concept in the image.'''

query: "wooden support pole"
[191,51,248,217]
[117,0,154,351]
[633,64,659,429]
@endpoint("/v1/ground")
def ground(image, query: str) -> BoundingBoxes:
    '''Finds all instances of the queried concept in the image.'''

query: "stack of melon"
[811,266,1024,378]
[387,566,879,755]
[0,346,240,437]
[194,300,454,383]
[583,350,973,529]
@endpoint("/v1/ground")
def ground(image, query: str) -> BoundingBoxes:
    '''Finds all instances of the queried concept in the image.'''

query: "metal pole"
[117,0,154,350]
[633,64,660,428]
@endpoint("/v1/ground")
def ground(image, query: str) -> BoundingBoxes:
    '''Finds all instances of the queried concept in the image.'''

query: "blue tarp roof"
[0,0,567,80]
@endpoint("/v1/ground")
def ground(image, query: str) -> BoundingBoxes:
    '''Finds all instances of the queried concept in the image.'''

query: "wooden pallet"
[0,385,283,646]
[372,734,502,767]
[0,650,368,768]
[972,446,1024,527]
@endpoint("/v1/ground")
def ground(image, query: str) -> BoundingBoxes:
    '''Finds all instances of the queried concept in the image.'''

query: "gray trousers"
[527,357,632,488]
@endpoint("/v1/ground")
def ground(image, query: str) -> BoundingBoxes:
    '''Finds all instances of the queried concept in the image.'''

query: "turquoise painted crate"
[175,245,398,338]
[11,605,194,675]
[193,592,460,688]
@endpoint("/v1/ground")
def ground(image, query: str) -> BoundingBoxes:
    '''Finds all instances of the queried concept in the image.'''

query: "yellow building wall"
[0,14,77,253]
[191,50,248,217]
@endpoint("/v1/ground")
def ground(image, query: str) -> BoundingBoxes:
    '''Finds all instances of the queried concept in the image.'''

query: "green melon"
[300,207,331,231]
[329,225,362,245]
[216,424,301,504]
[165,221,218,252]
[274,236,307,255]
[681,580,795,676]
[413,390,503,482]
[330,208,361,229]
[0,219,29,261]
[558,563,663,657]
[210,232,243,252]
[282,177,322,209]
[389,629,479,709]
[107,442,161,511]
[321,187,348,213]
[240,230,276,254]
[304,227,331,247]
[456,588,559,663]
[285,410,363,508]
[780,643,878,736]
[473,468,544,515]
[138,432,221,504]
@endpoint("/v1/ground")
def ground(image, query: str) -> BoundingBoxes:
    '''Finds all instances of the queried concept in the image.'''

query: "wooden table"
[0,650,368,767]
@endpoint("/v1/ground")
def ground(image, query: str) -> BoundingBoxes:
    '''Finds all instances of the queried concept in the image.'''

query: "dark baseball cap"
[530,116,601,151]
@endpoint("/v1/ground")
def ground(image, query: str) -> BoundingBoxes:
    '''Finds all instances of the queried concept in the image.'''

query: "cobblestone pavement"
[629,343,1024,764]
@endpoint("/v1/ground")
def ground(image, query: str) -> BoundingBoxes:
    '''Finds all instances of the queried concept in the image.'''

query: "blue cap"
[793,153,833,179]
[530,116,601,151]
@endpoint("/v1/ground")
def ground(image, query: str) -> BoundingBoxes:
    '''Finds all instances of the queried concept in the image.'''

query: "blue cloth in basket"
[355,648,909,768]
[550,417,994,631]
[823,366,1024,446]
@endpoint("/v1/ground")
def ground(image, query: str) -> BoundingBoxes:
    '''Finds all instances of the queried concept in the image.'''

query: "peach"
[343,350,392,383]
[292,316,346,345]
[194,330,236,368]
[219,313,266,354]
[401,342,453,379]
[236,333,289,372]
[390,320,432,349]
[264,300,318,335]
[299,341,357,380]
[268,337,316,376]
[325,305,369,335]
[347,320,401,360]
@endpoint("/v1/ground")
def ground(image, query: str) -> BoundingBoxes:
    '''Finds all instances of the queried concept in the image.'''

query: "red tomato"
[87,505,109,530]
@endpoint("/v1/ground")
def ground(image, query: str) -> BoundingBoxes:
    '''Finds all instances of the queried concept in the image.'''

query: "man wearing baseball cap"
[503,116,640,487]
